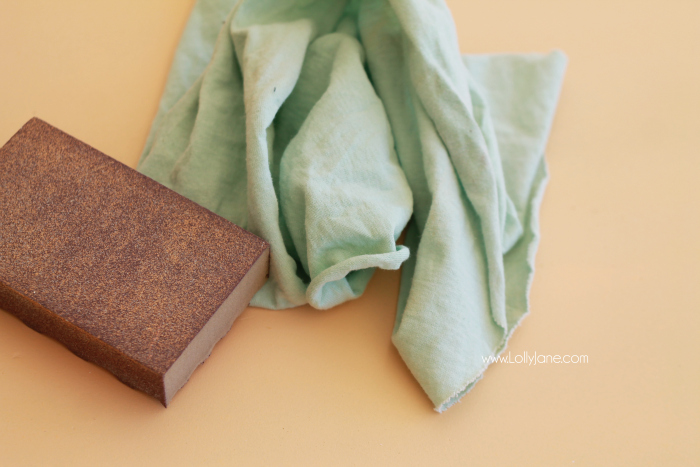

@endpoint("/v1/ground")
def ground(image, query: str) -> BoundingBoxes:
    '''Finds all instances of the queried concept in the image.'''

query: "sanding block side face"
[163,248,270,406]
[0,118,269,405]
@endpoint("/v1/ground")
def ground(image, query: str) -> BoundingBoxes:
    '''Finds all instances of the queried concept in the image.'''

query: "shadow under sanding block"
[0,118,270,406]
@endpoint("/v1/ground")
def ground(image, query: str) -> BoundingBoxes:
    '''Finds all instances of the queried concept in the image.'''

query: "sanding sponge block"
[0,118,270,406]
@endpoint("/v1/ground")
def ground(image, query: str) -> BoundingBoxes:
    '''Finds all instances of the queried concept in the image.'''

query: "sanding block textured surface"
[0,118,269,404]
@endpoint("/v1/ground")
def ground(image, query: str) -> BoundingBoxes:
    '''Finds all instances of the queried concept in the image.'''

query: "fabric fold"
[138,0,566,412]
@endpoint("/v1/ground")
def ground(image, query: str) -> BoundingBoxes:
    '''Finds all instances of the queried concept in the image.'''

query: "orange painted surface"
[0,1,698,465]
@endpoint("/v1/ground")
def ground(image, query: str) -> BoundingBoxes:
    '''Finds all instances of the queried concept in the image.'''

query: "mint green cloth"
[138,0,566,412]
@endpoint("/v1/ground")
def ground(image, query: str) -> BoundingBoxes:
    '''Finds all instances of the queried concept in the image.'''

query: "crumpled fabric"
[138,0,566,412]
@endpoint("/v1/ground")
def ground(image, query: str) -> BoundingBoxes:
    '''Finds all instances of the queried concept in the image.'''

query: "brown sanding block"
[0,118,270,406]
